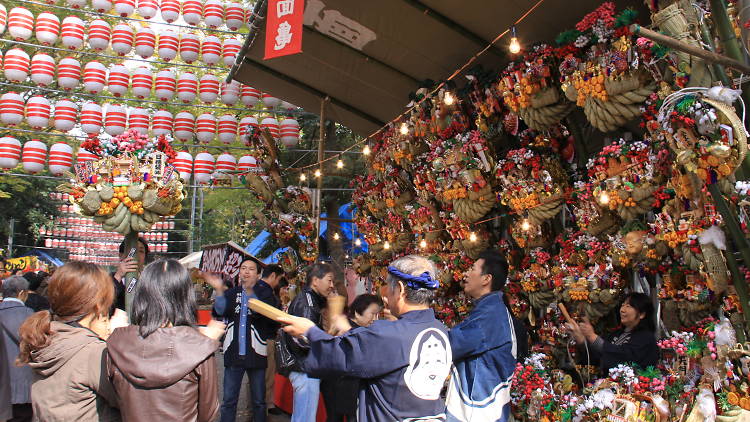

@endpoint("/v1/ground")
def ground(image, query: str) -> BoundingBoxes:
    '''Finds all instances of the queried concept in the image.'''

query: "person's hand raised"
[201,271,226,295]
[198,319,227,341]
[114,257,138,281]
[278,315,315,338]
[328,314,352,336]
[578,317,597,342]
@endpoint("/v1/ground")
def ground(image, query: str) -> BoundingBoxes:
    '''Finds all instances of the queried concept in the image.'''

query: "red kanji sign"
[264,0,304,59]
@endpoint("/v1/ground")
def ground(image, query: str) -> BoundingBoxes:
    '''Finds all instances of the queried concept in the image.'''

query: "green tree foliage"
[0,170,59,256]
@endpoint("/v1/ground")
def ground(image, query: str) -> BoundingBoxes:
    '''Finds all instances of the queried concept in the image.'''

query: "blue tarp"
[28,249,64,267]
[245,230,272,256]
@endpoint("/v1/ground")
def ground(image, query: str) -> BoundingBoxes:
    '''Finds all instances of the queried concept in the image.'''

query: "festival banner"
[264,0,304,59]
[4,256,39,273]
[199,241,262,287]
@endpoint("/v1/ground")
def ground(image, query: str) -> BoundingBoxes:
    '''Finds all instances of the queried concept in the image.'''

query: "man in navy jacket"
[280,255,452,421]
[446,250,517,422]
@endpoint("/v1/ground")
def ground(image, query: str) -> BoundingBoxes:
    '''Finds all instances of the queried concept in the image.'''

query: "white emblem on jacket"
[404,328,451,400]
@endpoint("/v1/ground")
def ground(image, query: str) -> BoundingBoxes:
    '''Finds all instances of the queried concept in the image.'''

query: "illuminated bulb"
[383,241,391,250]
[336,159,344,169]
[362,145,371,155]
[599,191,610,205]
[521,218,531,231]
[469,232,477,242]
[443,92,455,106]
[400,122,409,135]
[345,254,350,259]
[355,238,362,246]
[419,239,427,248]
[509,37,521,54]
[333,232,340,240]
[314,169,322,178]
[299,173,307,181]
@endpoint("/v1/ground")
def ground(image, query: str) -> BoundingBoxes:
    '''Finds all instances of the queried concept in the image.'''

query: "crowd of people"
[0,239,660,422]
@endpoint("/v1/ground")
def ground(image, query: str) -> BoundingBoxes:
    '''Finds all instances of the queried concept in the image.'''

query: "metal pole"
[316,97,329,242]
[7,218,14,258]
[197,188,205,249]
[189,184,197,253]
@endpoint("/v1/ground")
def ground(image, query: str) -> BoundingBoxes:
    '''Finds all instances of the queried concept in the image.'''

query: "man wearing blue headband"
[446,250,518,422]
[280,255,452,421]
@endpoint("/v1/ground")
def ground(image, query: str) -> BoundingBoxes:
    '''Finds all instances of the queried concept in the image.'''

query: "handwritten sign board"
[199,241,263,287]
[4,256,39,273]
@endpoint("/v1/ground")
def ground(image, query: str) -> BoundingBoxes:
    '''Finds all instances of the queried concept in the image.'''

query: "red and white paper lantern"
[128,107,149,135]
[134,27,156,58]
[279,118,300,147]
[87,19,111,51]
[217,114,238,144]
[222,37,242,66]
[155,69,176,101]
[220,80,240,105]
[239,115,258,138]
[240,85,260,107]
[179,32,200,64]
[25,96,51,129]
[35,12,60,45]
[3,48,29,82]
[114,0,135,17]
[137,0,158,19]
[60,16,85,50]
[203,0,223,28]
[131,66,152,99]
[199,74,219,104]
[201,35,221,65]
[262,93,281,109]
[0,5,7,35]
[65,0,87,9]
[80,102,102,134]
[104,103,127,135]
[107,64,130,97]
[193,152,214,183]
[83,61,107,94]
[91,0,113,13]
[157,29,179,62]
[181,0,202,25]
[173,111,194,141]
[173,150,192,182]
[8,7,34,41]
[195,113,216,143]
[30,53,55,87]
[261,116,280,140]
[48,142,73,175]
[111,23,134,56]
[0,137,21,169]
[53,99,77,131]
[215,152,236,177]
[57,57,81,91]
[0,92,24,126]
[159,0,180,22]
[152,109,173,136]
[22,140,47,173]
[225,2,244,30]
[176,72,197,103]
[238,154,257,174]
[77,147,97,163]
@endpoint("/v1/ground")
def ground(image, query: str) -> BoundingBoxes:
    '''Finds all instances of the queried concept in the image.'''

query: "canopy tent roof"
[232,0,642,136]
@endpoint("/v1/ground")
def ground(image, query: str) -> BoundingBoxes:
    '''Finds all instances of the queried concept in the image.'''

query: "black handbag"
[274,329,297,376]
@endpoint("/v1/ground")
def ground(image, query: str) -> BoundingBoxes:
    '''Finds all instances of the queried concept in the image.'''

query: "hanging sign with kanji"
[264,0,304,59]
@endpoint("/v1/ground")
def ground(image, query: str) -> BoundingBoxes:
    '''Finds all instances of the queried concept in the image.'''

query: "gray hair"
[2,275,29,298]
[386,255,437,306]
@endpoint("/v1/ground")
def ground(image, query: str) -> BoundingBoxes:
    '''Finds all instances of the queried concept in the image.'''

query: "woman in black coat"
[320,294,383,422]
[567,292,659,375]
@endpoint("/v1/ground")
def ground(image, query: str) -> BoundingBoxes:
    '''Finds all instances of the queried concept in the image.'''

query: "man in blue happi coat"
[280,255,452,422]
[446,250,518,422]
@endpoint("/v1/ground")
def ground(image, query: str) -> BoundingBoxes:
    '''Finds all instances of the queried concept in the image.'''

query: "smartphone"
[127,247,137,259]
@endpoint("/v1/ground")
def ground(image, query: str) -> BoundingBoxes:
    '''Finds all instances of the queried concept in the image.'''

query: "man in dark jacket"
[0,276,34,422]
[446,250,517,422]
[280,255,452,422]
[278,263,334,422]
[209,258,282,422]
[112,238,149,313]
[22,272,49,312]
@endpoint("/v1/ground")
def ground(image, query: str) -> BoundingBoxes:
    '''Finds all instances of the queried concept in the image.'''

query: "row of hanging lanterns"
[0,93,300,144]
[0,138,72,175]
[2,7,245,62]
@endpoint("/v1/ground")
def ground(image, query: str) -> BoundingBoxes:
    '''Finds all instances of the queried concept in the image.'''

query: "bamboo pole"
[122,230,139,317]
[315,97,329,242]
[697,17,733,87]
[629,24,750,74]
[724,238,750,338]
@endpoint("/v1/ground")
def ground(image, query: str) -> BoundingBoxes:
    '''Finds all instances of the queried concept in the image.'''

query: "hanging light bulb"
[599,190,610,205]
[362,145,371,155]
[314,169,322,178]
[509,26,521,54]
[333,232,340,240]
[400,122,409,135]
[355,238,362,247]
[469,232,477,242]
[345,254,350,259]
[299,173,307,181]
[336,159,344,169]
[419,239,427,249]
[443,91,455,106]
[521,218,531,231]
[383,240,391,250]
